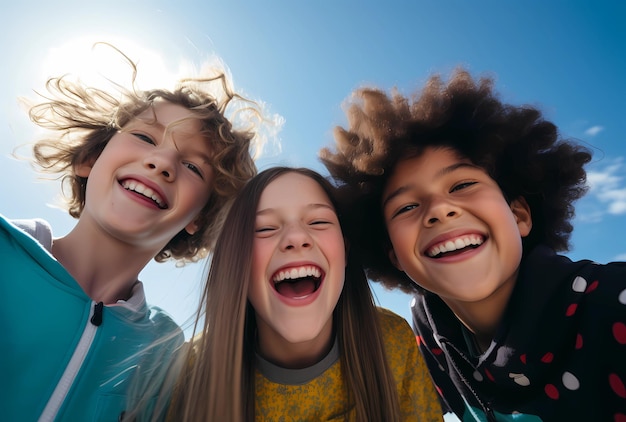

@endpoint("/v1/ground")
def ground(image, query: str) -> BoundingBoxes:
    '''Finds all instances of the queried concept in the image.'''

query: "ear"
[388,248,404,271]
[510,196,532,238]
[184,219,200,235]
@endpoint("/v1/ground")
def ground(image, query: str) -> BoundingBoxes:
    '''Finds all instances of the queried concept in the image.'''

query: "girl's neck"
[255,319,334,369]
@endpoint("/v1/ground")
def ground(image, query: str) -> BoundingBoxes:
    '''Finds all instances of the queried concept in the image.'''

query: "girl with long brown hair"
[165,166,441,421]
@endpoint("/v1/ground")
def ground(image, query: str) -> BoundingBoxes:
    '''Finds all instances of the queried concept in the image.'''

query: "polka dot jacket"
[411,245,626,421]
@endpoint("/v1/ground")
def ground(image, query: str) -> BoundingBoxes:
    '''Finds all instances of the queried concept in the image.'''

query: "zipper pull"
[91,301,104,326]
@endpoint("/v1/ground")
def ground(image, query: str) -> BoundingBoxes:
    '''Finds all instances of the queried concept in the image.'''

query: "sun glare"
[39,35,180,92]
[34,33,283,162]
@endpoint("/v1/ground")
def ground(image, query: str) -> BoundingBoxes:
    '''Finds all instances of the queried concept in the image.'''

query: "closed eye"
[255,226,276,234]
[310,220,331,226]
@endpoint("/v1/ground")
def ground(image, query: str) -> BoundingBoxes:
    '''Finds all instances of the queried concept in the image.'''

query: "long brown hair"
[169,166,402,421]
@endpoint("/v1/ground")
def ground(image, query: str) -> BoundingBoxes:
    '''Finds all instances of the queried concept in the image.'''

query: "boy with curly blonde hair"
[1,44,263,421]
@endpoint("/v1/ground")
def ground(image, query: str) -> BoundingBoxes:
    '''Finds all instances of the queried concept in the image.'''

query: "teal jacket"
[0,215,184,421]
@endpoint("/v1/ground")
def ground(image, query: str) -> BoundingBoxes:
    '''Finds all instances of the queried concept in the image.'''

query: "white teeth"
[273,266,321,282]
[122,180,165,207]
[427,235,483,257]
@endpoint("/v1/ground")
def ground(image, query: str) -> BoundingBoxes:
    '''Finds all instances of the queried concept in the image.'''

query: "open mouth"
[121,179,168,209]
[426,234,484,258]
[272,265,323,299]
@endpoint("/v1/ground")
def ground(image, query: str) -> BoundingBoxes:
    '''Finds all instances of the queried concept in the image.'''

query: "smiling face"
[249,172,346,366]
[382,147,532,315]
[76,101,214,252]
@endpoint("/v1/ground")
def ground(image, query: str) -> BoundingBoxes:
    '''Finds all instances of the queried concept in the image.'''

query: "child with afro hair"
[321,68,626,421]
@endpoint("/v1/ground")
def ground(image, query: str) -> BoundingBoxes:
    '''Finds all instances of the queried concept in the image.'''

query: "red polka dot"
[609,373,626,398]
[484,368,495,382]
[585,280,599,293]
[575,334,583,349]
[432,347,443,356]
[613,322,626,345]
[436,385,443,396]
[541,352,554,363]
[615,413,626,422]
[416,335,422,346]
[566,303,578,316]
[545,384,559,400]
[520,354,527,364]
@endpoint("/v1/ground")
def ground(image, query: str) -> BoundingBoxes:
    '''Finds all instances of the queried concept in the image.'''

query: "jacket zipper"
[38,301,103,422]
[443,340,496,422]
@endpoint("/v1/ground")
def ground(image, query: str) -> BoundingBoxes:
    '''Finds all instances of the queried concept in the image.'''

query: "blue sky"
[1,1,624,333]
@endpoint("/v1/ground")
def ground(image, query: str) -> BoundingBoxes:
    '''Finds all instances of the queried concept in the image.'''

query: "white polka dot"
[619,289,626,305]
[410,296,417,307]
[509,372,530,386]
[473,370,483,382]
[572,276,587,293]
[494,346,514,367]
[562,371,580,390]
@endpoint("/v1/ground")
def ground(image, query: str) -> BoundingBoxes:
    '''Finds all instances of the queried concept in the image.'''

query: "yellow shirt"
[254,307,442,421]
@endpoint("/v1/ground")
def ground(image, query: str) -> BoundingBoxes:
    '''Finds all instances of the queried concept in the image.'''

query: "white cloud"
[574,210,604,223]
[614,253,626,261]
[610,202,626,214]
[583,158,626,216]
[584,125,604,137]
[586,167,621,192]
[601,188,626,214]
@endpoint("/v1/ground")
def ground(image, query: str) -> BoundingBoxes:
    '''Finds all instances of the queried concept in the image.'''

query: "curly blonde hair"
[28,44,260,262]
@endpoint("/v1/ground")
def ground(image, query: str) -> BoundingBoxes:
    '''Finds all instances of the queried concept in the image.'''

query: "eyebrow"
[169,134,214,167]
[256,203,335,216]
[134,114,193,134]
[129,118,213,166]
[184,146,213,166]
[132,109,165,130]
[382,162,481,209]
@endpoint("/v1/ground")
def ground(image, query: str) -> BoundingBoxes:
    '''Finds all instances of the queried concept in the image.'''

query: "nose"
[280,223,313,252]
[143,148,177,181]
[423,195,460,226]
